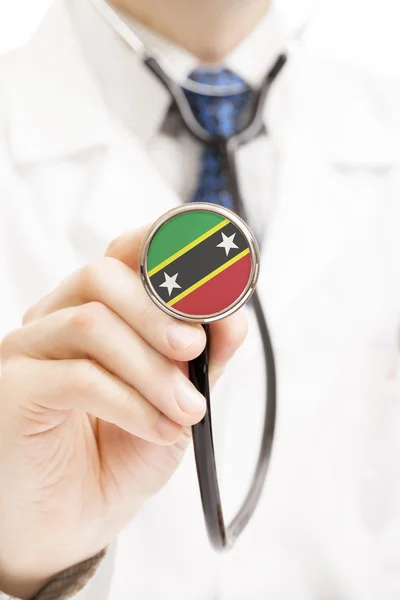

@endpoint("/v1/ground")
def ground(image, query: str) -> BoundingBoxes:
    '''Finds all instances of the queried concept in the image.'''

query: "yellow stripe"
[148,219,229,277]
[168,248,250,307]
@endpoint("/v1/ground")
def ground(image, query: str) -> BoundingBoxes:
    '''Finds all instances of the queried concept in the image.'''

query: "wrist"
[0,565,52,600]
[0,544,64,600]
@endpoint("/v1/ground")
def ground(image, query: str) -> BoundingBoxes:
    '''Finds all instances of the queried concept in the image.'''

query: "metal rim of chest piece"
[139,203,260,324]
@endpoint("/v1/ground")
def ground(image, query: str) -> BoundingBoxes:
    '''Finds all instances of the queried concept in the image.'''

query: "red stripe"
[173,253,252,316]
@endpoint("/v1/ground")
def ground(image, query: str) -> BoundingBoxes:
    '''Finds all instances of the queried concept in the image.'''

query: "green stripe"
[148,219,229,278]
[147,211,225,271]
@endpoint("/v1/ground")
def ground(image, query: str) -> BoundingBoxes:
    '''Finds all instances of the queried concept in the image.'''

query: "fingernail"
[167,322,201,351]
[175,379,206,414]
[157,415,182,442]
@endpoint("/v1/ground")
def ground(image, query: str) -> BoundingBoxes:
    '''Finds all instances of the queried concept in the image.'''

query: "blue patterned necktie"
[183,69,252,209]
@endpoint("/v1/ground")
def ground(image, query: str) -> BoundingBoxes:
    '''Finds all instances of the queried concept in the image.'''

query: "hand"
[0,227,247,599]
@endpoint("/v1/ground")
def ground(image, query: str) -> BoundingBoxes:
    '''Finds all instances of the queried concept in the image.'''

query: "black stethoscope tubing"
[144,53,287,550]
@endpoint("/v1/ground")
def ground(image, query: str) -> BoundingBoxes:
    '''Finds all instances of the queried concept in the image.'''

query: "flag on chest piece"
[140,204,259,322]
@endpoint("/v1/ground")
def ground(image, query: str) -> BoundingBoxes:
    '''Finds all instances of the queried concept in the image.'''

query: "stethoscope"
[88,0,309,552]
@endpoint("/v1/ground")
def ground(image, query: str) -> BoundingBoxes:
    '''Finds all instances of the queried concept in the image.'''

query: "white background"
[0,0,399,78]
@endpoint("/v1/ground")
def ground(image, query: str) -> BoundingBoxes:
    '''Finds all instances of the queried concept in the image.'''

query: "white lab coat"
[1,2,400,599]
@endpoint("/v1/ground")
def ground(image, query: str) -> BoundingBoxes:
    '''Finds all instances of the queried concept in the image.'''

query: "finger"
[23,257,206,363]
[24,223,150,324]
[0,357,183,446]
[208,310,248,387]
[3,303,207,427]
[105,225,150,271]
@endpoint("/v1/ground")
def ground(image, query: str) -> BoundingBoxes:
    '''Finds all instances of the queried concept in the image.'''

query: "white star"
[159,272,181,297]
[217,232,239,257]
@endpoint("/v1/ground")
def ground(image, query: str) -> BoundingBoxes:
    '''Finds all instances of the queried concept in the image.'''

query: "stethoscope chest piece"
[139,203,260,324]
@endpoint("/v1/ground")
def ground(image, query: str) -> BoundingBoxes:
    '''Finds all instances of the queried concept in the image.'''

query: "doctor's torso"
[1,1,400,599]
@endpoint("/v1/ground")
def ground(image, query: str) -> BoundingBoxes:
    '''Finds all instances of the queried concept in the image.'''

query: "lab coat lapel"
[256,54,398,323]
[72,136,181,258]
[3,0,182,260]
[5,1,114,164]
[258,138,346,322]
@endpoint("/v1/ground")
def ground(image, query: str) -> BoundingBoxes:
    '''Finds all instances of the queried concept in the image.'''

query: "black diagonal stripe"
[150,222,248,303]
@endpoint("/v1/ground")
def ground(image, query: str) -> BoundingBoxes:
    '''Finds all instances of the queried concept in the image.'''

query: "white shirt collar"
[68,0,291,143]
